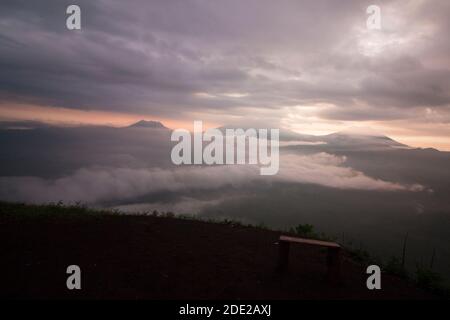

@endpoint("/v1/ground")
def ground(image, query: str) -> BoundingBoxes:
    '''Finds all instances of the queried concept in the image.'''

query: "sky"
[0,0,449,149]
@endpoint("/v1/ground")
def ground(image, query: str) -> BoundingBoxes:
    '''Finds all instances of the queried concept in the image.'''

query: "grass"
[0,201,112,220]
[414,264,449,296]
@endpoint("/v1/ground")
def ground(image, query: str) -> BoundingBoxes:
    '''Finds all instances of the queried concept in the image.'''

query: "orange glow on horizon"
[1,103,449,151]
[0,103,220,131]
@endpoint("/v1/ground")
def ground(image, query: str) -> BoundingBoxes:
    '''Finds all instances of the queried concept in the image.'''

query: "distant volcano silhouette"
[128,120,167,129]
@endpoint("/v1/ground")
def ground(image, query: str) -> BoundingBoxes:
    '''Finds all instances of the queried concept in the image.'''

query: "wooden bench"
[277,235,341,282]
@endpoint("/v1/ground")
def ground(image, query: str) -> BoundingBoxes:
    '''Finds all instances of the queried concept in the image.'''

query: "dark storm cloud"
[0,0,449,121]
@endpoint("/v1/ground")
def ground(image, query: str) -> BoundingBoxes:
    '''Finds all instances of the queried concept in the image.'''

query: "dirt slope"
[0,210,437,299]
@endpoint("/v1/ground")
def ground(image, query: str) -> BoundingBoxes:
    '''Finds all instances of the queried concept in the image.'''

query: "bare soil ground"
[0,210,437,299]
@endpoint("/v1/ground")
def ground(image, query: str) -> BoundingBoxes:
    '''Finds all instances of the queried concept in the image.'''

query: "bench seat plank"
[279,235,340,249]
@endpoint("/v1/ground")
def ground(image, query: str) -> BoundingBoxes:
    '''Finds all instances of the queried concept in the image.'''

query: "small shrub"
[415,265,442,291]
[164,211,175,218]
[256,222,268,230]
[222,218,243,227]
[384,256,408,278]
[151,210,159,217]
[349,248,371,264]
[290,223,317,238]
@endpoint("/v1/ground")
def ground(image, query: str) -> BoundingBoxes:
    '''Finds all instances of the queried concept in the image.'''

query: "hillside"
[0,202,438,300]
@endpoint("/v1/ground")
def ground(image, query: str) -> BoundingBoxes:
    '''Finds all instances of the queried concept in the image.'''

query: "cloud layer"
[0,0,449,148]
[0,153,424,204]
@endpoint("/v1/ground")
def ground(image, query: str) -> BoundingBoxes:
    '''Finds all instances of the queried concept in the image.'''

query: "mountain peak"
[323,130,408,149]
[332,127,386,137]
[128,120,167,129]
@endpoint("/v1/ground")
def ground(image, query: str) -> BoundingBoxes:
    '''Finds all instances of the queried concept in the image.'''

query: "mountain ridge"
[127,120,168,129]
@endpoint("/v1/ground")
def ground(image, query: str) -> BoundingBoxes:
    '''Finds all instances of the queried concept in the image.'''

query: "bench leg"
[326,247,341,283]
[277,240,290,273]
